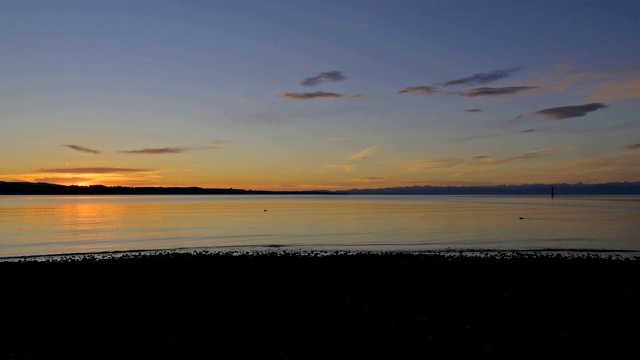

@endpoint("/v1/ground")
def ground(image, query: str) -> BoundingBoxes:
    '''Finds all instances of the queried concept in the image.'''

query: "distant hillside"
[0,181,341,195]
[345,182,640,195]
[2,181,640,196]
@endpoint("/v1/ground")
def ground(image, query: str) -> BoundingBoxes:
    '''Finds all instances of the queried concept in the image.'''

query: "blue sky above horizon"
[2,0,639,190]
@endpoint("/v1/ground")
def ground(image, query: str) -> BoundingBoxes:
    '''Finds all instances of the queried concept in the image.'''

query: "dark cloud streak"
[535,103,608,120]
[39,167,152,174]
[120,147,186,155]
[398,86,438,95]
[278,91,355,100]
[458,86,536,97]
[62,144,100,154]
[300,71,347,87]
[441,67,522,87]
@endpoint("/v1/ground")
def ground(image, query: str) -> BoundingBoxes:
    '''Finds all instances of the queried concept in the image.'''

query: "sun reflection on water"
[1,195,639,258]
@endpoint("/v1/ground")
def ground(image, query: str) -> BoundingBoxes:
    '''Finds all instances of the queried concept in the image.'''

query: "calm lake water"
[1,195,639,258]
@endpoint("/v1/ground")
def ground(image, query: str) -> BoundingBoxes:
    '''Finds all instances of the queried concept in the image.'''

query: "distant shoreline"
[2,180,640,195]
[0,180,345,196]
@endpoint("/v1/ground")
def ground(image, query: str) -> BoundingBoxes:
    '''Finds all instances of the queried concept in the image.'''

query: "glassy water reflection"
[1,195,639,257]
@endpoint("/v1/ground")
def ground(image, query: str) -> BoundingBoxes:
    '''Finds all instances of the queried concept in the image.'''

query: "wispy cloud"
[62,144,101,154]
[522,61,640,103]
[211,140,232,150]
[409,158,462,171]
[529,64,600,93]
[278,91,361,100]
[626,143,640,150]
[300,71,347,87]
[34,177,93,184]
[398,67,530,97]
[456,128,539,142]
[323,137,351,141]
[439,67,522,87]
[556,154,640,182]
[463,109,482,113]
[589,79,640,102]
[458,86,536,97]
[120,147,186,155]
[39,167,152,174]
[487,148,566,165]
[346,146,379,160]
[349,176,385,184]
[326,164,355,172]
[409,148,568,171]
[535,103,608,120]
[398,86,438,95]
[456,133,501,142]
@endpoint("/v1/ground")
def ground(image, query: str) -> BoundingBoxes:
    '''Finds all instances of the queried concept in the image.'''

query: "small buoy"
[264,209,267,211]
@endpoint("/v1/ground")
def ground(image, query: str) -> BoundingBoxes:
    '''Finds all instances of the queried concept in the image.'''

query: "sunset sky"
[2,1,639,190]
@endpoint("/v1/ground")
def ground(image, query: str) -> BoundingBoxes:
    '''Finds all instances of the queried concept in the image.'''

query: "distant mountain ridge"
[346,182,640,195]
[2,181,640,195]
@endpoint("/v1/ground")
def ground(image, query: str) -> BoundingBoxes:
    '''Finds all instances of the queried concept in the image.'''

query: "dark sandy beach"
[2,251,638,359]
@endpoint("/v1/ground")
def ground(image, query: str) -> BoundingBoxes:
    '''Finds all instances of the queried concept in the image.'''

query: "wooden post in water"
[551,186,554,199]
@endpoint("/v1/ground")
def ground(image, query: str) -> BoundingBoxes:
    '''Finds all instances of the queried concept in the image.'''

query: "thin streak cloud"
[346,146,379,160]
[589,79,640,102]
[626,144,640,149]
[39,167,152,174]
[409,148,568,171]
[326,164,355,172]
[535,103,608,120]
[440,67,522,87]
[350,176,385,183]
[120,147,186,155]
[34,177,93,184]
[62,144,101,154]
[557,154,640,182]
[278,91,357,100]
[458,86,536,97]
[211,140,232,150]
[488,147,566,165]
[300,71,347,87]
[398,86,438,95]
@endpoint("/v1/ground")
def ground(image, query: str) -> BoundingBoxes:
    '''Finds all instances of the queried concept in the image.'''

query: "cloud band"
[535,103,608,120]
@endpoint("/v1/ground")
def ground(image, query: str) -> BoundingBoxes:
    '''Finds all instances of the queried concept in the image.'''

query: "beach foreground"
[2,252,638,359]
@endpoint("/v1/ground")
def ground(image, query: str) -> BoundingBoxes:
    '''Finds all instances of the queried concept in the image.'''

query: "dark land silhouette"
[1,252,638,359]
[2,180,640,195]
[0,181,342,195]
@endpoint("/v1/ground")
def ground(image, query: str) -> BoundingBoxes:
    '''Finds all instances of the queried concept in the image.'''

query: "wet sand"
[2,252,638,359]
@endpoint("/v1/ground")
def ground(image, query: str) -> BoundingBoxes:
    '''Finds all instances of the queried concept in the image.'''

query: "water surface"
[1,195,639,258]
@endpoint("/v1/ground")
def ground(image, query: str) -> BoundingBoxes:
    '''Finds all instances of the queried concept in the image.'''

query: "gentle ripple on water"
[1,195,639,258]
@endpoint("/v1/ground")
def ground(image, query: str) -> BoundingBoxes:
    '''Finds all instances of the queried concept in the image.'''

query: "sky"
[2,0,639,190]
